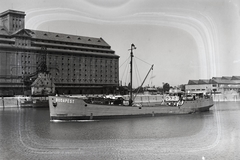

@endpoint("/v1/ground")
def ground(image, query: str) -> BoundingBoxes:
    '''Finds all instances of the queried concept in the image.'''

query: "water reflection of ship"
[48,44,214,121]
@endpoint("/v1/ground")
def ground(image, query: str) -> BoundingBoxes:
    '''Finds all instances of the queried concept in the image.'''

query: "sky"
[1,0,240,87]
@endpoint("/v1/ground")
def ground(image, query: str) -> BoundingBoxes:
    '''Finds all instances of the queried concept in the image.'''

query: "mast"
[129,44,136,106]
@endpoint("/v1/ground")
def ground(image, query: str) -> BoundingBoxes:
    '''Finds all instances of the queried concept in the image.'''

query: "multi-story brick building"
[0,9,119,96]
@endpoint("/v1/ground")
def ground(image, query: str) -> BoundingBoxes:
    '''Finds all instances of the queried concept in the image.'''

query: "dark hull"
[21,100,49,108]
[195,105,212,112]
[32,100,49,108]
[50,112,192,121]
[20,101,33,108]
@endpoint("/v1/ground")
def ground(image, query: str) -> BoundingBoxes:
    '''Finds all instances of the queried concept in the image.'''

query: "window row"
[41,45,113,54]
[33,39,110,50]
[48,56,117,63]
[51,78,118,83]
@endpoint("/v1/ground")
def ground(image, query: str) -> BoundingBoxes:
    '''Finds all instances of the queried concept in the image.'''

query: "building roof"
[31,73,55,88]
[231,76,240,80]
[198,79,211,84]
[212,79,240,84]
[0,9,112,48]
[212,77,222,80]
[26,29,111,47]
[0,27,118,57]
[188,76,240,85]
[221,76,232,80]
[188,80,199,85]
[0,26,9,35]
[0,9,25,17]
[0,27,111,48]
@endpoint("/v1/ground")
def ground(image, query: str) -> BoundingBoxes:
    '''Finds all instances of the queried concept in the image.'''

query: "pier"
[0,96,48,108]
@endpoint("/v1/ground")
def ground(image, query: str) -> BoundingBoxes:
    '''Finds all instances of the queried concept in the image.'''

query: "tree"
[134,86,144,93]
[163,83,170,93]
[179,84,186,92]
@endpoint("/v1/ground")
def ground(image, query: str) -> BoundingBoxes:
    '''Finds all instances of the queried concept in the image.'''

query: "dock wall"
[0,97,43,108]
[0,97,20,108]
[1,93,240,108]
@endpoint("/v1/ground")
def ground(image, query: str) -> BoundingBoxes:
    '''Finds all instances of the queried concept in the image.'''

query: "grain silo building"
[0,10,119,96]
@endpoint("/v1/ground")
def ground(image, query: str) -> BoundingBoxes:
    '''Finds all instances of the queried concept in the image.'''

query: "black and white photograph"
[0,0,240,159]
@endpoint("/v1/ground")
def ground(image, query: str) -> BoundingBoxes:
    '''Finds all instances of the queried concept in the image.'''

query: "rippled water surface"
[0,102,240,160]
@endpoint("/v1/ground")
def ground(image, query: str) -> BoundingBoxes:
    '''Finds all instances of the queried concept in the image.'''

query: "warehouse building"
[186,76,240,101]
[0,10,119,96]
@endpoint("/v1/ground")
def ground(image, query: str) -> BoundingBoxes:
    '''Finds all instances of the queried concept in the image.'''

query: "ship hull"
[20,99,49,108]
[49,96,214,121]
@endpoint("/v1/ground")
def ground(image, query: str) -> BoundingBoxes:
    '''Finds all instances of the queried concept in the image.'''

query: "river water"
[0,102,240,160]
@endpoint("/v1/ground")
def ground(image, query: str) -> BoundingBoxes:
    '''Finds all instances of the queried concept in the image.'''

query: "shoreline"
[1,94,240,108]
[0,96,48,108]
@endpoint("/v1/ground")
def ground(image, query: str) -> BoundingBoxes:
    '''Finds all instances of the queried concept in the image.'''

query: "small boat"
[48,44,214,121]
[20,96,49,108]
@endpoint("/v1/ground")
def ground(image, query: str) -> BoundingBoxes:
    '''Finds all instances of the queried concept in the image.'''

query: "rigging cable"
[134,56,152,66]
[133,58,141,88]
[120,56,130,86]
[119,55,153,87]
[119,56,131,68]
[124,63,130,86]
[134,56,153,87]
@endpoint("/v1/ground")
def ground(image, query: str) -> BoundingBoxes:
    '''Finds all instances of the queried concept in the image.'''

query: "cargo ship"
[49,93,213,121]
[48,44,214,121]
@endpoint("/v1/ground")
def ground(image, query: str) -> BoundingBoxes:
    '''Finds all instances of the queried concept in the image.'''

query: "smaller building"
[31,72,55,95]
[186,76,240,101]
[186,79,213,93]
